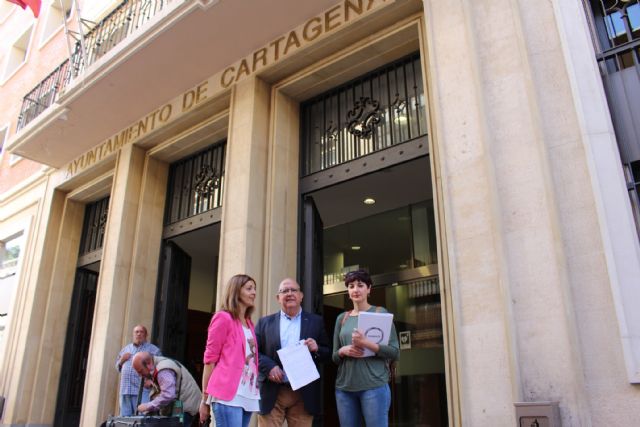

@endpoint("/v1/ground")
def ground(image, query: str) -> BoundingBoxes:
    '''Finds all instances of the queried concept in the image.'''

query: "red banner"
[5,0,41,17]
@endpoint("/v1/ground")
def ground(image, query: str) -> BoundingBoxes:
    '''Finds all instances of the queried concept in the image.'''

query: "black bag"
[103,370,183,427]
[105,415,182,427]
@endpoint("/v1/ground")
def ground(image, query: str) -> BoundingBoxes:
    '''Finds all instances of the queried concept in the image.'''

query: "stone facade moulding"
[52,0,403,183]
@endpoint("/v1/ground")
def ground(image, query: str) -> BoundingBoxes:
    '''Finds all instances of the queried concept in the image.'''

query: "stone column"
[217,77,271,313]
[423,0,598,425]
[0,177,70,425]
[261,90,300,314]
[123,155,169,340]
[80,144,146,427]
[30,196,85,423]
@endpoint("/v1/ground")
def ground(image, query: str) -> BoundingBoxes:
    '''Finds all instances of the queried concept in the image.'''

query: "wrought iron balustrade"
[17,0,172,131]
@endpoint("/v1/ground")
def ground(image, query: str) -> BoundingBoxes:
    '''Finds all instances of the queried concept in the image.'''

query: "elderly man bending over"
[132,351,201,427]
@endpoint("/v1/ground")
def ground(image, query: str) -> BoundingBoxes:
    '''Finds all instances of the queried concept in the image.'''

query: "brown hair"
[220,274,256,320]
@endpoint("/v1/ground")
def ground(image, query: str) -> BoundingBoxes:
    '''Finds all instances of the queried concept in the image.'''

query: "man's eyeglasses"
[278,288,301,295]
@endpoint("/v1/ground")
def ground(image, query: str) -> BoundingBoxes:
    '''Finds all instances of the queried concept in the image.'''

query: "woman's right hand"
[199,401,210,423]
[339,344,365,358]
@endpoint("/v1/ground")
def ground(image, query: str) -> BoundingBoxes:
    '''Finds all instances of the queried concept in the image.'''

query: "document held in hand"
[357,311,394,357]
[277,340,320,390]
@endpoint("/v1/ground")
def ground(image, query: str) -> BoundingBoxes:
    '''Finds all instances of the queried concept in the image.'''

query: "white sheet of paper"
[277,341,320,390]
[357,311,394,357]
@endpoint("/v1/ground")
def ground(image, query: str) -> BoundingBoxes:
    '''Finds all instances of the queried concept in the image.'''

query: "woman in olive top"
[332,269,400,427]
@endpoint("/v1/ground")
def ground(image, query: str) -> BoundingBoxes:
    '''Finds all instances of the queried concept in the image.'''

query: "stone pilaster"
[79,144,146,427]
[217,77,271,313]
[261,90,300,314]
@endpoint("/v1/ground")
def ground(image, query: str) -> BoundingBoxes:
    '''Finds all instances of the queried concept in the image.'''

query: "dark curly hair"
[344,269,372,288]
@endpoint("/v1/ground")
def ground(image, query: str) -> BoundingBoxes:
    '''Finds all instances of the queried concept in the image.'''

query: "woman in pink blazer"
[199,274,260,427]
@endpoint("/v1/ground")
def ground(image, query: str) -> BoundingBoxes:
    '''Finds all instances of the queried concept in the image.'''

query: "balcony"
[17,0,172,132]
[6,0,349,168]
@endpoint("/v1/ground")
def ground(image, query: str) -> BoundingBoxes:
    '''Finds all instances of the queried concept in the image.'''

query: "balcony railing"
[17,0,172,131]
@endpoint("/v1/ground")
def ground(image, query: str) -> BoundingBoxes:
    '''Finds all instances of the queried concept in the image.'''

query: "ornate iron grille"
[78,196,110,256]
[164,141,226,226]
[301,53,427,176]
[17,0,173,130]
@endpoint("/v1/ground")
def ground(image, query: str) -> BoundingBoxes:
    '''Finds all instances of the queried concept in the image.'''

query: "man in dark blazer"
[255,278,331,426]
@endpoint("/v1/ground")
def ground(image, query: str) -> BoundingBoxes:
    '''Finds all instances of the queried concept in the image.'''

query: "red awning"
[5,0,41,17]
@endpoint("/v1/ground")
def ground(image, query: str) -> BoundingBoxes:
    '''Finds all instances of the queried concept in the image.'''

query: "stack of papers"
[277,341,320,390]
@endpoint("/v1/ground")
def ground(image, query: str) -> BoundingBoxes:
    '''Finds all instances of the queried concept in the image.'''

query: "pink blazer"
[203,310,259,401]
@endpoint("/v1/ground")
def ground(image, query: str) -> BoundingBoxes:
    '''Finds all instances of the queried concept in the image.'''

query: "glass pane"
[411,200,438,267]
[630,4,640,31]
[323,206,413,281]
[322,278,447,426]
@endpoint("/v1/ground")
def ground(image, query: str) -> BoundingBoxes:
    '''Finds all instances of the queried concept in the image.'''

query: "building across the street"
[1,0,640,426]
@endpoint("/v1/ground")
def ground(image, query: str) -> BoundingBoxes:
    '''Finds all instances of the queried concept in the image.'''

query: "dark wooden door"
[54,269,98,427]
[153,241,191,363]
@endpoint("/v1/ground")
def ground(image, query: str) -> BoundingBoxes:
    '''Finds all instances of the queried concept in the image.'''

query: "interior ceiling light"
[393,115,407,124]
[351,246,361,250]
[363,197,376,205]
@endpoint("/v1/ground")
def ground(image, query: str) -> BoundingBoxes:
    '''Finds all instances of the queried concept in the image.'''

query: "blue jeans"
[212,402,253,427]
[335,384,391,427]
[119,388,151,416]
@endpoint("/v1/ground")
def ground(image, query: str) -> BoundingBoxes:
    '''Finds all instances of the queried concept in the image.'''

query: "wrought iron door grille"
[78,196,110,256]
[164,141,226,226]
[301,53,427,176]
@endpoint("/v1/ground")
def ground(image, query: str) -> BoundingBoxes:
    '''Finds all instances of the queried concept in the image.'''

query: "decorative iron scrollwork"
[347,97,382,139]
[93,208,109,234]
[391,93,407,114]
[325,122,339,144]
[193,164,221,197]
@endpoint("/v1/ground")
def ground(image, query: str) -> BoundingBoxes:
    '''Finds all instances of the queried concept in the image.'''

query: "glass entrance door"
[324,277,447,426]
[301,156,448,426]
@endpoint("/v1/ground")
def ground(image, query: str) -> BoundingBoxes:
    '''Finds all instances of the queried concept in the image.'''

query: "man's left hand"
[304,338,318,352]
[137,403,149,413]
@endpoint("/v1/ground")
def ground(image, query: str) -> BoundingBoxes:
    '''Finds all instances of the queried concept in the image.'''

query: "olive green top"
[332,306,400,392]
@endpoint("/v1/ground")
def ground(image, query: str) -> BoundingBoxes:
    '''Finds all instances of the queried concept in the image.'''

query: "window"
[2,25,34,83]
[0,232,25,352]
[40,0,74,45]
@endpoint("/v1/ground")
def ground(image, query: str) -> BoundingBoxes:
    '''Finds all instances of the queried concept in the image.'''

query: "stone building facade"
[0,0,639,426]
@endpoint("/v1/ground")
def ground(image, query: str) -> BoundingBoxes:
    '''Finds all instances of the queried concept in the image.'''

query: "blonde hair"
[220,274,256,320]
